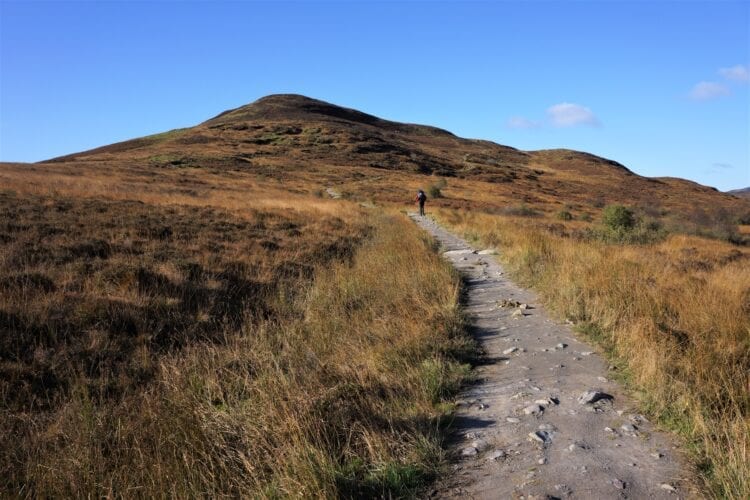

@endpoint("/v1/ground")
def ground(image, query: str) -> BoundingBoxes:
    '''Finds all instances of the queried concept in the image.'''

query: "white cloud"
[689,81,731,100]
[546,102,600,127]
[507,116,541,129]
[719,64,750,82]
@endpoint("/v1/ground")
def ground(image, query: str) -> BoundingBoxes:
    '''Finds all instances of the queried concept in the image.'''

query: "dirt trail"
[410,214,694,500]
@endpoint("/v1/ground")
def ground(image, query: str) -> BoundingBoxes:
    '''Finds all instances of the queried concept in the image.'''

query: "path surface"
[410,214,693,500]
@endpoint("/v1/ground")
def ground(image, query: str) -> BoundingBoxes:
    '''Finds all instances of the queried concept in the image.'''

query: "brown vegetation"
[2,93,749,497]
[437,208,749,498]
[0,184,474,496]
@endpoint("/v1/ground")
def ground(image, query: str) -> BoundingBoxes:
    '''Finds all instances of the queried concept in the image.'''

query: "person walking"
[415,189,427,216]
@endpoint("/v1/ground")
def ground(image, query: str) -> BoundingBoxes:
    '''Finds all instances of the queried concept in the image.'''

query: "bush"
[498,204,539,217]
[556,210,573,221]
[428,185,443,199]
[588,205,666,244]
[602,205,635,231]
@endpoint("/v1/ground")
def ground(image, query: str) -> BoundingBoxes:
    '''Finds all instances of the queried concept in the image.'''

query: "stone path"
[409,214,694,500]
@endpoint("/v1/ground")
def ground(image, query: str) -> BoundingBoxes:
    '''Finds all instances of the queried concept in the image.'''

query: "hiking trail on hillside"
[409,213,694,499]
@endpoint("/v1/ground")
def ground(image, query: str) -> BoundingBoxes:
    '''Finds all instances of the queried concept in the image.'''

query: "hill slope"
[17,94,750,217]
[728,187,750,199]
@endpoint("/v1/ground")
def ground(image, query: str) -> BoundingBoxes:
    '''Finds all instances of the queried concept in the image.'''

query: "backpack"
[417,191,426,202]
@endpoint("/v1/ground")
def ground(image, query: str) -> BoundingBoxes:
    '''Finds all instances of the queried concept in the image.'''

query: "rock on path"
[409,214,693,499]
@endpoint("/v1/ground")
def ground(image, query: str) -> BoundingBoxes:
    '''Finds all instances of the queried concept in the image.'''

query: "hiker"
[415,189,427,216]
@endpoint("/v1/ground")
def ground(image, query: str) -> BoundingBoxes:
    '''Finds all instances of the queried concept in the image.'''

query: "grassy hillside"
[0,185,474,497]
[37,94,749,219]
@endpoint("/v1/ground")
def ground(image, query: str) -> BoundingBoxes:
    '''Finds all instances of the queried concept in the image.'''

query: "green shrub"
[556,210,573,221]
[428,185,443,199]
[602,205,635,231]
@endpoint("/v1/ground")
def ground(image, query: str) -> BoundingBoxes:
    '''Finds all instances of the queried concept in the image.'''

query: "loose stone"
[486,449,506,461]
[506,417,520,423]
[612,478,626,489]
[498,299,521,308]
[577,390,613,405]
[528,431,551,444]
[503,347,519,355]
[461,446,478,457]
[524,404,544,415]
[471,439,490,452]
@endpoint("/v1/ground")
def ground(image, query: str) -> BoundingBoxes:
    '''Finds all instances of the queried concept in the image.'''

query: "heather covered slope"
[39,94,748,218]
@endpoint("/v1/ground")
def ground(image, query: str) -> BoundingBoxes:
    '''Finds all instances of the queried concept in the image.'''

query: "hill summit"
[43,94,744,215]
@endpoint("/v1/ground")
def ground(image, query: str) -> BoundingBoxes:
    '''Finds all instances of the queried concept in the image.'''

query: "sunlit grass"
[437,208,749,499]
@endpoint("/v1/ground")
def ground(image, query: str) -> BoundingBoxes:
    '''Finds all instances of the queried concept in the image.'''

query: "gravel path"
[410,213,694,500]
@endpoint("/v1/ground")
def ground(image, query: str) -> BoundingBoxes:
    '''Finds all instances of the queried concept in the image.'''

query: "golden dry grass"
[437,208,750,499]
[0,163,474,497]
[2,92,749,496]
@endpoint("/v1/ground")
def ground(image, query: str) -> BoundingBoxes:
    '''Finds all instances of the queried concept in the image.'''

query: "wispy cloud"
[506,116,541,129]
[689,81,731,101]
[711,162,734,170]
[546,103,600,127]
[719,64,750,82]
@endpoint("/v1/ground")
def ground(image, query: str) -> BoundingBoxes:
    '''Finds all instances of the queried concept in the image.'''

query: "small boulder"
[577,390,613,405]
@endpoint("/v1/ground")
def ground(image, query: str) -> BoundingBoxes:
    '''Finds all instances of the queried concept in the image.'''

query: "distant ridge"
[728,187,750,199]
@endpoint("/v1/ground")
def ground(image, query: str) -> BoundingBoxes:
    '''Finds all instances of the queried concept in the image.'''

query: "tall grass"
[438,209,749,499]
[1,189,472,497]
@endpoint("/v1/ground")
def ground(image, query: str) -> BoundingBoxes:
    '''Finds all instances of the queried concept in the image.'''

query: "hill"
[2,94,748,498]
[728,187,750,199]
[36,94,747,219]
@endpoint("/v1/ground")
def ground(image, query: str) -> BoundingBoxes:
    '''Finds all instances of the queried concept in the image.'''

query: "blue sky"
[1,0,748,190]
